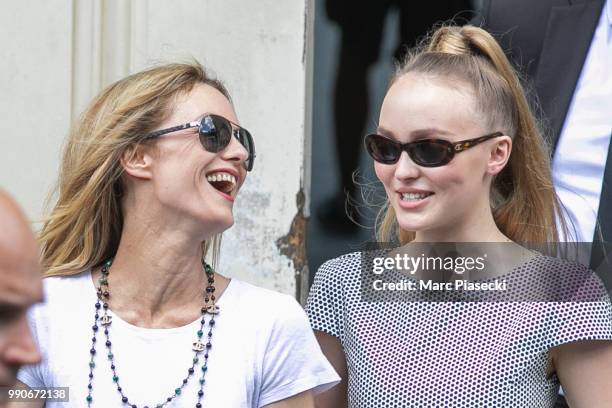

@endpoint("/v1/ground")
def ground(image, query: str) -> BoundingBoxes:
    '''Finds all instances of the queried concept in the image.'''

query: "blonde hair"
[40,61,228,277]
[376,25,569,245]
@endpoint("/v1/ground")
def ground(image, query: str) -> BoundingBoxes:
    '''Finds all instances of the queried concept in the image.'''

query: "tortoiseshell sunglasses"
[364,131,504,167]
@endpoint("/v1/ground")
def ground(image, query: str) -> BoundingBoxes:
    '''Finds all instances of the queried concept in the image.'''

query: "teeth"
[206,172,237,186]
[401,192,432,201]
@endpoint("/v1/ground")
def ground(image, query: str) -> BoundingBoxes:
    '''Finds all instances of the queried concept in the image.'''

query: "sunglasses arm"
[144,121,202,140]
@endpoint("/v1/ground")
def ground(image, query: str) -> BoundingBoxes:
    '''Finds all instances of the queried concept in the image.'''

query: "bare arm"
[552,340,612,407]
[5,381,44,408]
[313,330,348,408]
[263,390,314,408]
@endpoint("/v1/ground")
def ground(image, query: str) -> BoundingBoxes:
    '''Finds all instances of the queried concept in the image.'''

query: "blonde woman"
[15,62,339,407]
[306,25,612,407]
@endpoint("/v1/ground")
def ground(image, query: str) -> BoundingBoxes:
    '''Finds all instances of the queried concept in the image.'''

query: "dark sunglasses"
[364,131,504,167]
[144,114,256,171]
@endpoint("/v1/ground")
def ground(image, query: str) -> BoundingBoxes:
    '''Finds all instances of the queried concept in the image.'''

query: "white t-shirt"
[18,271,339,407]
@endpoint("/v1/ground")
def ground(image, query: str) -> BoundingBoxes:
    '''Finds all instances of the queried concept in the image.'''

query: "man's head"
[0,191,42,387]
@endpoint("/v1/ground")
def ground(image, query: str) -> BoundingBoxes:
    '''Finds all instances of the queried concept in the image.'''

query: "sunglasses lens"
[365,135,400,164]
[409,141,450,166]
[237,128,255,171]
[199,115,232,153]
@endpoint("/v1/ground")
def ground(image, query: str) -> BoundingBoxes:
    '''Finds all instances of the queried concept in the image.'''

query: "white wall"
[0,0,314,299]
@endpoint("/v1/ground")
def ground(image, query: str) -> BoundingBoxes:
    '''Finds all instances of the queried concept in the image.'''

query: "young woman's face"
[146,83,249,236]
[375,73,500,237]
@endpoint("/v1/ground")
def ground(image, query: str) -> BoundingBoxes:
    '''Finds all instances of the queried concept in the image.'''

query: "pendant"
[192,341,205,352]
[100,315,112,326]
[204,304,219,314]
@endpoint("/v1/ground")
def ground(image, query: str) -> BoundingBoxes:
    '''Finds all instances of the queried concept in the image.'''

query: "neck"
[99,210,214,328]
[414,199,510,243]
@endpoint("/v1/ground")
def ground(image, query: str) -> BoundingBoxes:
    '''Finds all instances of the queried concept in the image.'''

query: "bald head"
[0,191,42,388]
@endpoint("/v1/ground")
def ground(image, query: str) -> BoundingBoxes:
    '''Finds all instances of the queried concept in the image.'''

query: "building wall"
[0,0,314,299]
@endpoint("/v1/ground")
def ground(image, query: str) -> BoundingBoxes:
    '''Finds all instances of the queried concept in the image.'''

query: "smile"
[400,192,434,202]
[206,171,237,195]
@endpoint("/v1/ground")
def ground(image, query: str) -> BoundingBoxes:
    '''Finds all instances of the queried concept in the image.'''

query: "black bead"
[167,397,172,402]
[196,403,202,408]
[89,373,94,379]
[188,368,194,374]
[95,302,101,309]
[117,387,122,392]
[210,319,215,326]
[92,337,96,342]
[88,384,92,389]
[104,329,109,335]
[122,396,128,403]
[206,342,211,349]
[183,379,188,384]
[105,340,111,347]
[206,287,213,293]
[103,303,109,309]
[95,313,99,319]
[111,364,115,369]
[198,390,204,396]
[92,325,98,331]
[131,405,136,408]
[90,348,96,354]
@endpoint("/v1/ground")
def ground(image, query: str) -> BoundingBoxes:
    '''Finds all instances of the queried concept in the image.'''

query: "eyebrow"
[376,126,455,140]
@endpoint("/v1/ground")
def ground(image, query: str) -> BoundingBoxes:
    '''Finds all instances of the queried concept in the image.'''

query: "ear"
[120,144,155,180]
[486,135,512,176]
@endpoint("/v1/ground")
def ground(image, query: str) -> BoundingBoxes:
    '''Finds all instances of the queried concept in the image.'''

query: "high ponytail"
[377,25,570,245]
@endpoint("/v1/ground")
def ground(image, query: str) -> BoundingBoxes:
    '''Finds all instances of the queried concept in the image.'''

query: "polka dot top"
[305,251,612,407]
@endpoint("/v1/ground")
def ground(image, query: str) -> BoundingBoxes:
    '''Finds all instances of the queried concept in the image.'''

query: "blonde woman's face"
[147,83,249,236]
[375,73,498,237]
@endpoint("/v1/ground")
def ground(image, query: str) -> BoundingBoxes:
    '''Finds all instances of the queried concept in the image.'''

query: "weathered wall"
[0,0,314,299]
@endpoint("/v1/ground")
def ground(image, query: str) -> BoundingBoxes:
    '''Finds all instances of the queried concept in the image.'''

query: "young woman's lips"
[397,191,434,210]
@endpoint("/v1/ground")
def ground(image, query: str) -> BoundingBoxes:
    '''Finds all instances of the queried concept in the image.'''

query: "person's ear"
[120,144,155,180]
[486,135,512,176]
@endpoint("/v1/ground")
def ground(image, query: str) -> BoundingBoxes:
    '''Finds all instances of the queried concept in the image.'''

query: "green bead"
[113,375,119,382]
[199,377,205,384]
[175,388,181,395]
[197,330,203,337]
[86,395,93,402]
[193,357,199,364]
[105,259,112,267]
[89,361,95,368]
[202,365,208,372]
[108,353,114,359]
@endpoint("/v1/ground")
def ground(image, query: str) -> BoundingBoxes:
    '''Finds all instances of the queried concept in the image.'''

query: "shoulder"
[528,255,608,302]
[41,270,94,305]
[312,251,364,283]
[229,279,307,323]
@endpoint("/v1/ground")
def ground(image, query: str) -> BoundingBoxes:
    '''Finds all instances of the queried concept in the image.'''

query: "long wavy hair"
[376,25,570,245]
[40,61,229,277]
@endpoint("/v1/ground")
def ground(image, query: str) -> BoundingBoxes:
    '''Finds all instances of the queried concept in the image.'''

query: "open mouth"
[400,192,434,202]
[206,171,237,195]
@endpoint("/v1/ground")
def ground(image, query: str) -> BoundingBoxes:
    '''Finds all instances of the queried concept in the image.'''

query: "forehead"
[380,73,483,139]
[167,83,238,125]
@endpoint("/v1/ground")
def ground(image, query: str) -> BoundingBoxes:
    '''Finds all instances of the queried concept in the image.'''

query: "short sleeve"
[305,256,349,339]
[16,303,47,388]
[546,262,612,349]
[258,296,340,407]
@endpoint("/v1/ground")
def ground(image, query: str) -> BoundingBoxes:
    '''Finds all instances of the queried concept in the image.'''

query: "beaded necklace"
[86,258,219,408]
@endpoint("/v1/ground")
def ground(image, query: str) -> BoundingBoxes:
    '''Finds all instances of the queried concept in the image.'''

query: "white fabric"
[552,0,612,257]
[18,271,339,407]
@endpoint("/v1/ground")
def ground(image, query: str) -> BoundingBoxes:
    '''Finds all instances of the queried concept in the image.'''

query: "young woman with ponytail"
[306,25,612,407]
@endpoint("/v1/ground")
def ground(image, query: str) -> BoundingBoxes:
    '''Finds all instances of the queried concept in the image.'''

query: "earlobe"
[120,144,154,180]
[487,136,512,176]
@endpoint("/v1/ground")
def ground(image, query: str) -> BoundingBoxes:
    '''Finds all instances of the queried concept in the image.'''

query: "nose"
[394,151,421,180]
[220,132,249,168]
[1,317,41,367]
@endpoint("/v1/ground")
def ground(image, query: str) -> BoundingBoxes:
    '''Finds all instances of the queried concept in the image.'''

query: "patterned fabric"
[305,251,612,407]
